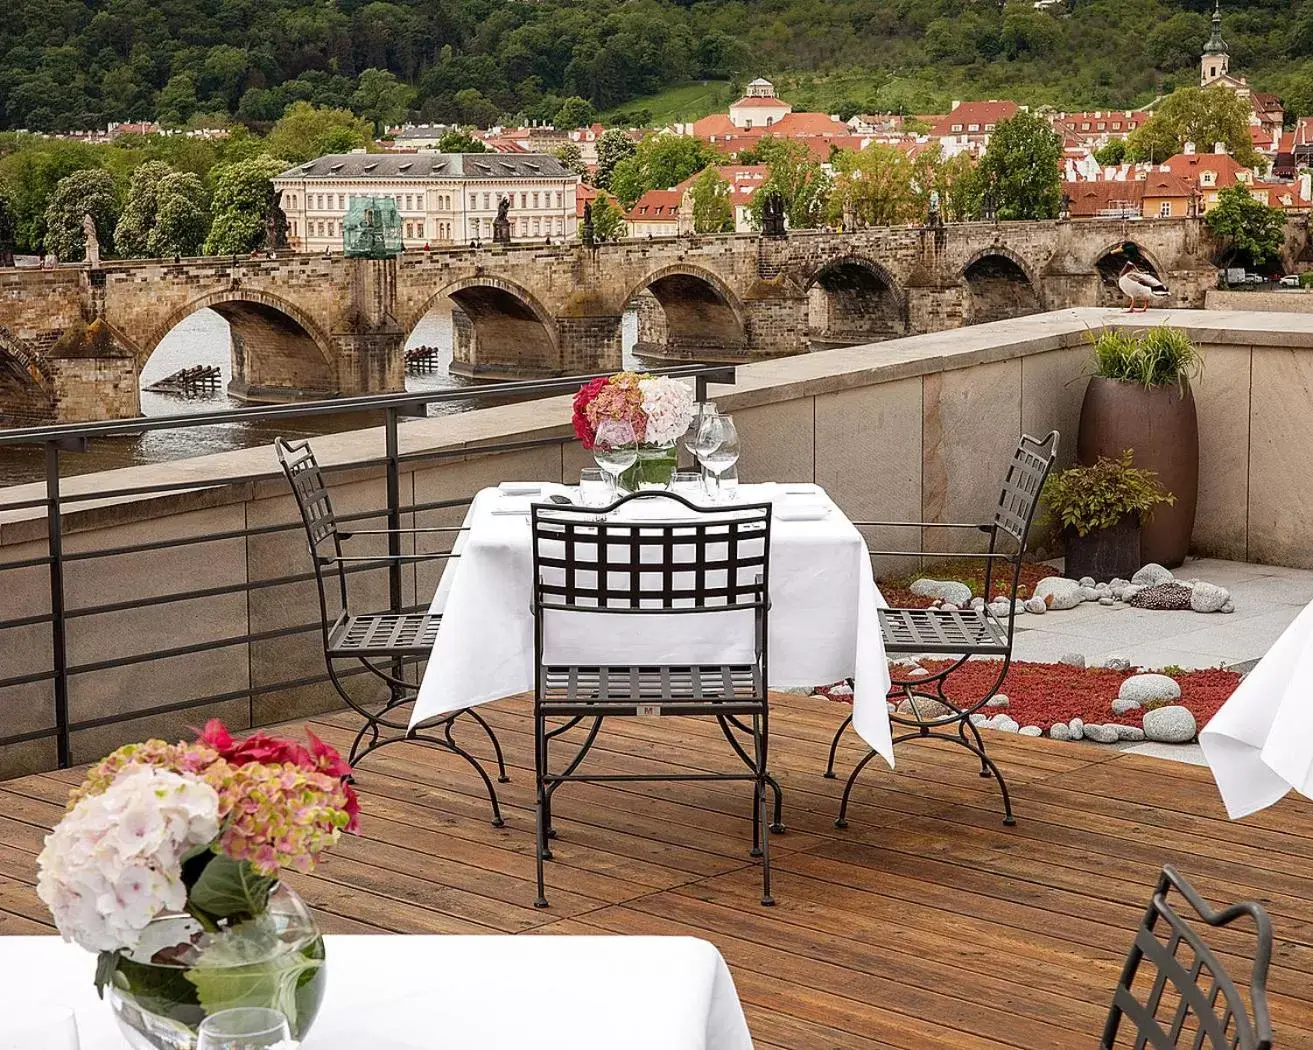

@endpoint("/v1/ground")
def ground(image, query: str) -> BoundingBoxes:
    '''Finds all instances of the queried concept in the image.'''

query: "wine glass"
[592,417,638,501]
[682,400,717,468]
[196,1008,296,1050]
[698,414,740,502]
[0,1006,79,1050]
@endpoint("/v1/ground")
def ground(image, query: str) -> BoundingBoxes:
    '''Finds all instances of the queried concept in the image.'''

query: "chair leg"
[834,747,881,829]
[824,713,852,779]
[534,709,550,909]
[952,724,1016,826]
[756,712,774,907]
[464,707,510,783]
[959,716,991,777]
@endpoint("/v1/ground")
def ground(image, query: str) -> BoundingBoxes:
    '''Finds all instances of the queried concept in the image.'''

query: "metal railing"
[0,363,735,769]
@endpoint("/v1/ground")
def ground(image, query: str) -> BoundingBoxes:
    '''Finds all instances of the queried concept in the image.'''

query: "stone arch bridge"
[0,218,1218,424]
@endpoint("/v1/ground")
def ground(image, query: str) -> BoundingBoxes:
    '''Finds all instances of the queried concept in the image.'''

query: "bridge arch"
[147,289,338,403]
[960,247,1043,325]
[0,324,55,427]
[1093,241,1167,306]
[623,263,748,362]
[803,255,906,346]
[406,275,560,377]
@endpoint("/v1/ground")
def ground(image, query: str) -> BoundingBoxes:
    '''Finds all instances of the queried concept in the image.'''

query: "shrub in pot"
[1044,450,1174,582]
[1077,325,1201,568]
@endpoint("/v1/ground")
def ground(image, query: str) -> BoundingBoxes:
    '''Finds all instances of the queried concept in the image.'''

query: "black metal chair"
[530,490,775,909]
[275,436,507,827]
[1102,865,1274,1049]
[826,430,1059,826]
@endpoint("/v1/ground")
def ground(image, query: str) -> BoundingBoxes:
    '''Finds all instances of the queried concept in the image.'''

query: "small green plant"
[1300,272,1313,290]
[1042,450,1174,537]
[1087,325,1202,392]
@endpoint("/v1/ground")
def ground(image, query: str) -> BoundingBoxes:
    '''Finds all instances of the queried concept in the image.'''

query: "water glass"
[196,1008,295,1050]
[0,1006,79,1050]
[592,418,638,499]
[671,471,704,501]
[578,467,609,508]
[696,414,741,502]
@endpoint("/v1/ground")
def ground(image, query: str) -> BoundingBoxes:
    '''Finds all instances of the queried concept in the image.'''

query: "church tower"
[1201,0,1230,87]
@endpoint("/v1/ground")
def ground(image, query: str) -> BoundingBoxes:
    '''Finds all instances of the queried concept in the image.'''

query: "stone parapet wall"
[1,305,1307,775]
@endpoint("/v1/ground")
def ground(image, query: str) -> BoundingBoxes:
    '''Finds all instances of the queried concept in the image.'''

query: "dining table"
[2,934,755,1050]
[1200,596,1313,818]
[408,481,895,767]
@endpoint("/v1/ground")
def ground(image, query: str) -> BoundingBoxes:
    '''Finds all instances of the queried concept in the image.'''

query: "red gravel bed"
[817,659,1241,732]
[876,561,1054,609]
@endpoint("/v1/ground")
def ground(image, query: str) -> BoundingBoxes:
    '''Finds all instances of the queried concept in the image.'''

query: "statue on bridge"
[265,188,289,251]
[82,213,100,268]
[761,192,786,238]
[493,195,512,245]
[581,202,595,247]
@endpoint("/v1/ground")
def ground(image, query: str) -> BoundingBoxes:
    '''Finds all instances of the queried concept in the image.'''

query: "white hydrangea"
[638,376,696,447]
[37,765,220,953]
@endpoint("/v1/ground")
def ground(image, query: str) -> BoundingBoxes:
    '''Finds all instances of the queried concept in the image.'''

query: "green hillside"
[2,0,1310,133]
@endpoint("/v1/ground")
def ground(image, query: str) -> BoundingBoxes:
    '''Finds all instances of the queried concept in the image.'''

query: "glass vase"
[619,444,679,492]
[106,882,326,1050]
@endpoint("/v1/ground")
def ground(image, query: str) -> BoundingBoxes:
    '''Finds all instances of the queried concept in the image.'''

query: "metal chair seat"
[328,612,441,657]
[541,664,764,713]
[880,607,1008,655]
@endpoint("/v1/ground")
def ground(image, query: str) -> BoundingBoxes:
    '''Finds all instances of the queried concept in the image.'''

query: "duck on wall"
[1117,243,1170,312]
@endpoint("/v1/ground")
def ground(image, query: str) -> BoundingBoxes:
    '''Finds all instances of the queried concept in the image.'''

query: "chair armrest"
[339,526,467,539]
[319,553,456,564]
[866,550,1013,560]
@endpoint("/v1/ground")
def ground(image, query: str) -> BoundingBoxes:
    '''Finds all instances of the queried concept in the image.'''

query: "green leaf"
[94,950,119,1000]
[187,855,276,925]
[184,935,324,1032]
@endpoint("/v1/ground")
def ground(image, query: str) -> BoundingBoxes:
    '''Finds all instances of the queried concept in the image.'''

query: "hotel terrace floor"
[2,693,1311,1050]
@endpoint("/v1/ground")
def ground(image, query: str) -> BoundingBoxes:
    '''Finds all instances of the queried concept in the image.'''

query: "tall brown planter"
[1076,377,1198,569]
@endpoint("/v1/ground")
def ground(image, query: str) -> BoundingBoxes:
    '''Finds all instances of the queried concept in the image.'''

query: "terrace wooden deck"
[2,693,1312,1049]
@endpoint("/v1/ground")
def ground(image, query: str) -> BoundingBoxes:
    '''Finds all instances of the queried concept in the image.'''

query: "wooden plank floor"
[3,693,1312,1049]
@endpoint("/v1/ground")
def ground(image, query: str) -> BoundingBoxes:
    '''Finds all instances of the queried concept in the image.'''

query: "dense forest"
[2,0,1312,134]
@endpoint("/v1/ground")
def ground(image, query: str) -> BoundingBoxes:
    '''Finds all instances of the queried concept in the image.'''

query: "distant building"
[382,124,457,151]
[624,189,685,237]
[928,100,1019,155]
[273,152,579,251]
[729,79,793,131]
[1163,147,1309,213]
[1062,172,1196,219]
[678,78,852,156]
[1198,2,1287,146]
[624,164,769,237]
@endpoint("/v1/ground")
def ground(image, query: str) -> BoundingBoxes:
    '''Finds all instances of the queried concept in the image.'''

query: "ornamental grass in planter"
[1044,450,1174,582]
[1077,326,1201,568]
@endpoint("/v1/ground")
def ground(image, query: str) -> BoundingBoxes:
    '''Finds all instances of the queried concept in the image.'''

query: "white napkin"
[774,501,830,521]
[490,496,533,515]
[498,482,542,495]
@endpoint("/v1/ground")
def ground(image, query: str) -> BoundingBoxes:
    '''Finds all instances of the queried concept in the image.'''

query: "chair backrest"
[275,436,348,627]
[992,429,1060,552]
[1101,865,1274,1050]
[531,491,772,617]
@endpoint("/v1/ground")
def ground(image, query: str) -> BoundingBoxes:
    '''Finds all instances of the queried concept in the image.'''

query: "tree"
[157,73,199,127]
[553,142,588,179]
[1125,88,1261,167]
[688,167,733,233]
[976,111,1062,220]
[594,128,637,190]
[265,102,373,164]
[437,130,490,154]
[351,69,415,136]
[746,138,830,230]
[589,190,626,242]
[1093,139,1128,166]
[454,88,501,129]
[554,96,595,129]
[825,145,917,228]
[115,162,209,258]
[44,169,118,261]
[0,190,15,267]
[1205,185,1287,266]
[608,134,719,208]
[203,155,288,255]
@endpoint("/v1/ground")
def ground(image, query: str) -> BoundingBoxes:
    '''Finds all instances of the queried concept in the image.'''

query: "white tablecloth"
[1200,598,1313,818]
[1,935,753,1050]
[409,483,894,765]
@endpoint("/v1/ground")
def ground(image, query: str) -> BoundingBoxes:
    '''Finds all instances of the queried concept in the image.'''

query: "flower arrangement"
[571,371,696,451]
[37,721,357,994]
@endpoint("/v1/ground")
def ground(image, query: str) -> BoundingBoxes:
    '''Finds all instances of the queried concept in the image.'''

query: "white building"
[274,152,580,252]
[728,79,792,131]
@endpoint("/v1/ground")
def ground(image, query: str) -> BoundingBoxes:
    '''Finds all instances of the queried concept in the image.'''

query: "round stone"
[1023,597,1047,615]
[1068,717,1085,741]
[1118,673,1181,709]
[1143,705,1198,744]
[1049,723,1071,741]
[1128,582,1193,611]
[1115,725,1146,741]
[992,715,1020,733]
[1078,576,1096,588]
[909,578,973,606]
[987,600,1011,619]
[896,697,952,720]
[1018,725,1043,737]
[1190,581,1231,614]
[1132,563,1174,587]
[1079,586,1100,602]
[1103,655,1132,672]
[1220,601,1235,614]
[1033,576,1083,611]
[970,597,986,610]
[941,602,960,612]
[1111,696,1142,716]
[1059,652,1086,668]
[1098,596,1116,606]
[986,694,1010,709]
[1083,723,1119,744]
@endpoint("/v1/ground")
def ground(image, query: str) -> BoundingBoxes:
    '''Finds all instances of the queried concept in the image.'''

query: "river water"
[0,306,642,488]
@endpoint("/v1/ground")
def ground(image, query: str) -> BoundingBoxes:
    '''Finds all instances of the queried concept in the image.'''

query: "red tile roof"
[930,101,1018,137]
[626,189,684,222]
[1162,152,1250,188]
[731,96,792,109]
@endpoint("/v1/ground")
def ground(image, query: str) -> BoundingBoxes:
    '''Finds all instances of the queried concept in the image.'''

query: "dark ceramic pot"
[1076,376,1198,569]
[1062,515,1141,582]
